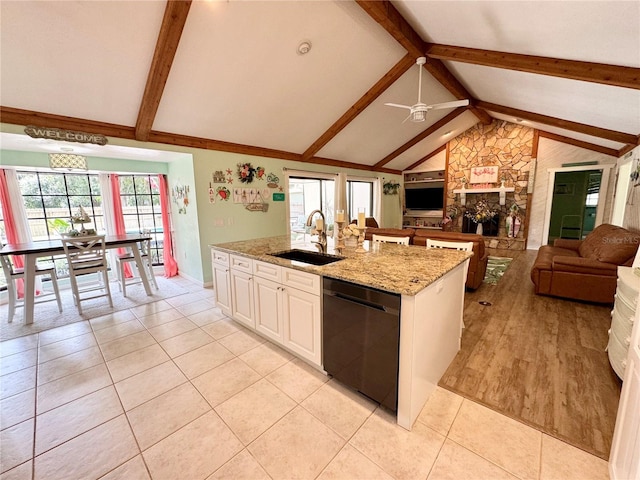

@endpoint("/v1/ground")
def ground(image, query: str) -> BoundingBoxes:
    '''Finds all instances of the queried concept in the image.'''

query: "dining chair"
[61,234,113,314]
[426,239,474,252]
[0,250,62,323]
[115,237,158,297]
[426,239,474,329]
[372,234,410,245]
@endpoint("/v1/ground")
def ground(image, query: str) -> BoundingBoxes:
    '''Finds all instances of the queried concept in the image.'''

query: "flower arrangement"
[442,205,459,225]
[465,199,498,224]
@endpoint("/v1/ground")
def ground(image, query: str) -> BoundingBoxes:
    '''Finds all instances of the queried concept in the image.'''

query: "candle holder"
[352,226,367,253]
[334,221,346,254]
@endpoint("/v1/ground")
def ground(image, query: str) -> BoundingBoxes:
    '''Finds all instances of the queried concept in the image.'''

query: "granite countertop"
[210,235,471,296]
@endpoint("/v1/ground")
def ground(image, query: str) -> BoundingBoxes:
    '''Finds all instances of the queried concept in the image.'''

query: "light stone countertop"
[211,235,471,296]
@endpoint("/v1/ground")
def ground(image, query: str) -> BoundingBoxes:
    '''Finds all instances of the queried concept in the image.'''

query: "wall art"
[237,163,265,183]
[213,171,226,183]
[469,165,499,184]
[216,186,230,201]
[267,172,280,188]
[172,183,190,214]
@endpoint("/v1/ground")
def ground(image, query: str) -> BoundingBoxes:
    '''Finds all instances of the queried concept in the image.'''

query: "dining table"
[0,234,153,324]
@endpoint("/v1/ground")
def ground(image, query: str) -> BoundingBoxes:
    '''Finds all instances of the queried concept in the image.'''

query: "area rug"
[483,256,513,285]
[1,276,191,341]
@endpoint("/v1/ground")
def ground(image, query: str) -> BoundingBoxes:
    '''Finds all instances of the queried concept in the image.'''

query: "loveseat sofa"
[362,227,488,290]
[530,223,640,303]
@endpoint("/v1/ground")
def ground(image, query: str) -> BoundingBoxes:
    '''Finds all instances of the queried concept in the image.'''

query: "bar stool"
[0,251,62,323]
[115,238,158,297]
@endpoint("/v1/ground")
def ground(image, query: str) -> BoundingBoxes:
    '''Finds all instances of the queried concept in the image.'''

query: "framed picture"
[470,165,499,184]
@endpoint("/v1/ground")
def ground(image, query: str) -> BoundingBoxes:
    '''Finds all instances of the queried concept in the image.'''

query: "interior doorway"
[542,165,612,246]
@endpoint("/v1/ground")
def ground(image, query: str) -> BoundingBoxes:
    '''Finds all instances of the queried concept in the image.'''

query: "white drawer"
[614,292,637,322]
[607,328,628,379]
[282,267,320,295]
[611,306,634,338]
[253,260,282,282]
[616,274,639,308]
[211,249,229,266]
[230,254,253,273]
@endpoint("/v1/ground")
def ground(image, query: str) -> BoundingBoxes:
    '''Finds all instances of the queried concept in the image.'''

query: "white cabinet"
[253,259,321,367]
[230,268,255,328]
[610,288,640,480]
[282,286,321,365]
[211,249,231,316]
[210,250,322,368]
[608,266,639,378]
[254,275,283,343]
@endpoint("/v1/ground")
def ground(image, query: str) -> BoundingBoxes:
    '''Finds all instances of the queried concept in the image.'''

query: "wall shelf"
[452,186,515,206]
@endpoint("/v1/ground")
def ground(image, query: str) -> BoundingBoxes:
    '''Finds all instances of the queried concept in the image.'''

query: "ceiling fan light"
[411,111,426,122]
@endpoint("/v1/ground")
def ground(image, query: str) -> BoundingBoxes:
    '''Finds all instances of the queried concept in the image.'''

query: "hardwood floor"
[439,249,622,460]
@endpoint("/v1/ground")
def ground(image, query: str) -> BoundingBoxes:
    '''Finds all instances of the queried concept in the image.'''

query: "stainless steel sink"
[270,249,344,266]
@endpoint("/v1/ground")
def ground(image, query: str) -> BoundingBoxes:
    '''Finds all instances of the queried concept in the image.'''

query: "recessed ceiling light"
[515,118,524,123]
[297,41,312,55]
[443,130,453,136]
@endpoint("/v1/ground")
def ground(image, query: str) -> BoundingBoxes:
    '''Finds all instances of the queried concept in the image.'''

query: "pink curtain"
[109,174,133,277]
[0,169,25,297]
[158,175,178,277]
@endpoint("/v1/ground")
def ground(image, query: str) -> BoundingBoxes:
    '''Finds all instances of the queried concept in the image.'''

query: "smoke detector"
[297,41,312,55]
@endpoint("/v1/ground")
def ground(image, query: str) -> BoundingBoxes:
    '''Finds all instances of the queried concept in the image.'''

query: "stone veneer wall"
[447,120,534,250]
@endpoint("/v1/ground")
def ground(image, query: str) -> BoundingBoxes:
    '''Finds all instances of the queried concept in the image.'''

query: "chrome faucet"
[305,209,327,253]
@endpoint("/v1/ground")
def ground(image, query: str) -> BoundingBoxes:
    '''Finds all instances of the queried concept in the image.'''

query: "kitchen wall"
[1,123,402,286]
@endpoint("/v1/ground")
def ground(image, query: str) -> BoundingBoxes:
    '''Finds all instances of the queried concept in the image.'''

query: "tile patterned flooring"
[0,277,610,479]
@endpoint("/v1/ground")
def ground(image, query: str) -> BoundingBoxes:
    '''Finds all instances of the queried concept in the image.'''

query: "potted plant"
[464,200,498,235]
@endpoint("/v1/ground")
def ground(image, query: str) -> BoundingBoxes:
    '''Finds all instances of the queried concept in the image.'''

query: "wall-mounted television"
[405,182,444,211]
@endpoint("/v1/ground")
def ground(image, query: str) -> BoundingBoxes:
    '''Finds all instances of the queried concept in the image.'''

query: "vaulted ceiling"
[1,1,638,173]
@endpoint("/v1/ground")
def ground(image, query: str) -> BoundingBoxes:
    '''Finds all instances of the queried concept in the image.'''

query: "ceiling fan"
[385,57,469,123]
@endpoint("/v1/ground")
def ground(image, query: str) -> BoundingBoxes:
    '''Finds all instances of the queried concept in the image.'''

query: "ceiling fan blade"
[401,112,414,124]
[384,103,413,110]
[428,99,470,110]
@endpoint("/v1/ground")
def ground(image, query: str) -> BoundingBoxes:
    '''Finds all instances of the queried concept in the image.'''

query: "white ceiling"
[1,0,638,171]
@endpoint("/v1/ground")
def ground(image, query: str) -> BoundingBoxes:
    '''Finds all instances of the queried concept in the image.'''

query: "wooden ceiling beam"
[405,144,446,171]
[302,54,415,161]
[356,1,491,125]
[476,101,637,145]
[537,131,619,157]
[0,106,136,140]
[0,106,401,174]
[355,1,425,58]
[373,108,466,169]
[426,44,640,90]
[617,144,637,157]
[135,0,192,142]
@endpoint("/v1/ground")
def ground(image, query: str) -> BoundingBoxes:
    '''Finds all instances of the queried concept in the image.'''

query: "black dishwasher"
[322,277,401,411]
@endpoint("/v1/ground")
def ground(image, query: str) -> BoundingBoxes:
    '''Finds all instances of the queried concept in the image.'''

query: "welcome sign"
[24,126,108,146]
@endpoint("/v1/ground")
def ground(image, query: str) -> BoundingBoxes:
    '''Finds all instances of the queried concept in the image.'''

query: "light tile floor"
[0,277,611,480]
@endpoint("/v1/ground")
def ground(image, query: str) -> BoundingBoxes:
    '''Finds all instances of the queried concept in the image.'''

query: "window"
[288,176,335,238]
[118,175,163,265]
[347,180,374,222]
[15,171,103,278]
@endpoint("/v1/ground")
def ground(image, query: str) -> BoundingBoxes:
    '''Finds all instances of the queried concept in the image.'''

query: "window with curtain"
[118,175,164,265]
[347,180,374,222]
[0,202,6,290]
[288,176,335,238]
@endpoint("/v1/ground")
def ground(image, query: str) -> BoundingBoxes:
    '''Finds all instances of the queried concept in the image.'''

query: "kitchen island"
[210,235,471,430]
